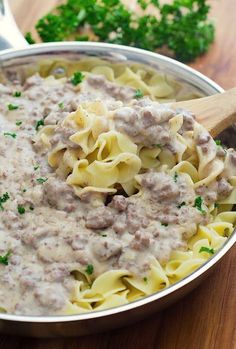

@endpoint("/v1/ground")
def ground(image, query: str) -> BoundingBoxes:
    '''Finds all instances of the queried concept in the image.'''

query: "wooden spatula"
[171,87,236,137]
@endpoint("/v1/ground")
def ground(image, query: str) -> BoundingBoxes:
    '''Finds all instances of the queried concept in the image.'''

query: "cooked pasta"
[0,58,235,316]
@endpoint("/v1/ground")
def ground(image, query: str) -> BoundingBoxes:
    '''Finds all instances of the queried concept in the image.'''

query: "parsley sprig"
[194,196,206,214]
[29,0,215,62]
[85,264,94,275]
[0,251,11,265]
[199,246,215,255]
[71,71,84,85]
[0,192,10,211]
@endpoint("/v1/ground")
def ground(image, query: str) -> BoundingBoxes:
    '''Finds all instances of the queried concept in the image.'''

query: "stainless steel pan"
[0,0,235,338]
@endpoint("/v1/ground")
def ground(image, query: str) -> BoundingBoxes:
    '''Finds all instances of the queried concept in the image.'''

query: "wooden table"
[1,1,236,348]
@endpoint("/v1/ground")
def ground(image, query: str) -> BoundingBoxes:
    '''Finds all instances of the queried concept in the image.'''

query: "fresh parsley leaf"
[35,119,44,131]
[0,250,11,266]
[34,0,214,62]
[174,172,178,183]
[134,89,143,99]
[143,277,148,283]
[194,196,206,214]
[215,140,221,146]
[214,203,219,208]
[29,206,34,211]
[34,165,40,171]
[8,103,19,111]
[22,189,27,193]
[177,201,186,209]
[199,246,215,255]
[0,192,10,211]
[36,177,48,184]
[71,71,84,85]
[17,205,25,215]
[13,91,21,97]
[161,223,168,227]
[25,32,36,44]
[15,120,22,126]
[58,102,64,109]
[3,132,17,139]
[85,264,94,275]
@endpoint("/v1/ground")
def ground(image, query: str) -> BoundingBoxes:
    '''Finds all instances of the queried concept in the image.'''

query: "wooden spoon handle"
[172,87,236,137]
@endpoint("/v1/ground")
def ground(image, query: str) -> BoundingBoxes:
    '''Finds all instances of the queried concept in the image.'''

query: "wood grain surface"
[1,1,236,348]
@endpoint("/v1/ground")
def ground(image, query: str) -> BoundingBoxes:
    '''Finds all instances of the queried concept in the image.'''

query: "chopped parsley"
[214,139,222,146]
[134,89,143,99]
[101,234,107,237]
[34,165,40,171]
[25,32,36,44]
[3,132,17,139]
[29,206,34,211]
[58,102,64,109]
[17,205,25,215]
[194,196,206,214]
[15,120,22,126]
[71,71,84,85]
[36,177,48,184]
[33,0,214,62]
[199,246,215,255]
[8,103,19,111]
[85,264,94,275]
[0,251,11,266]
[174,172,178,183]
[161,223,168,227]
[143,277,148,283]
[0,192,10,211]
[22,189,27,193]
[177,201,186,209]
[13,91,21,97]
[35,119,44,131]
[214,203,219,209]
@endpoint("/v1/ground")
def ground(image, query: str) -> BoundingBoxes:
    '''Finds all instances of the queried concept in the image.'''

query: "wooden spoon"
[171,87,236,137]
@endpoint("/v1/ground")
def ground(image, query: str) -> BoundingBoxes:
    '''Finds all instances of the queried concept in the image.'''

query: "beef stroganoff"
[0,59,235,315]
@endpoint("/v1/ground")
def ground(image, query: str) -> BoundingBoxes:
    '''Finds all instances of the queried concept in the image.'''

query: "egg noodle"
[32,61,236,314]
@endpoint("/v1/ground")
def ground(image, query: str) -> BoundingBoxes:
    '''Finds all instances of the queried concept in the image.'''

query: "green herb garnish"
[35,119,44,131]
[0,251,11,266]
[174,172,178,183]
[143,277,148,283]
[58,102,64,109]
[214,203,219,208]
[161,223,168,227]
[29,206,34,211]
[85,264,94,275]
[194,196,206,214]
[0,192,10,211]
[3,132,16,139]
[25,32,36,44]
[33,0,214,62]
[215,140,221,146]
[17,205,25,215]
[177,202,186,209]
[8,103,19,111]
[15,120,22,126]
[34,165,40,171]
[36,177,48,184]
[71,71,84,85]
[199,246,215,255]
[13,91,21,97]
[134,89,143,99]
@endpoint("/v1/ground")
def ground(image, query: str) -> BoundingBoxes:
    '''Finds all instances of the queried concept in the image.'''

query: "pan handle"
[0,0,28,50]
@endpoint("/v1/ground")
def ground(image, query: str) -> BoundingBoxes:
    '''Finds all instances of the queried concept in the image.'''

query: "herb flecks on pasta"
[0,60,236,316]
